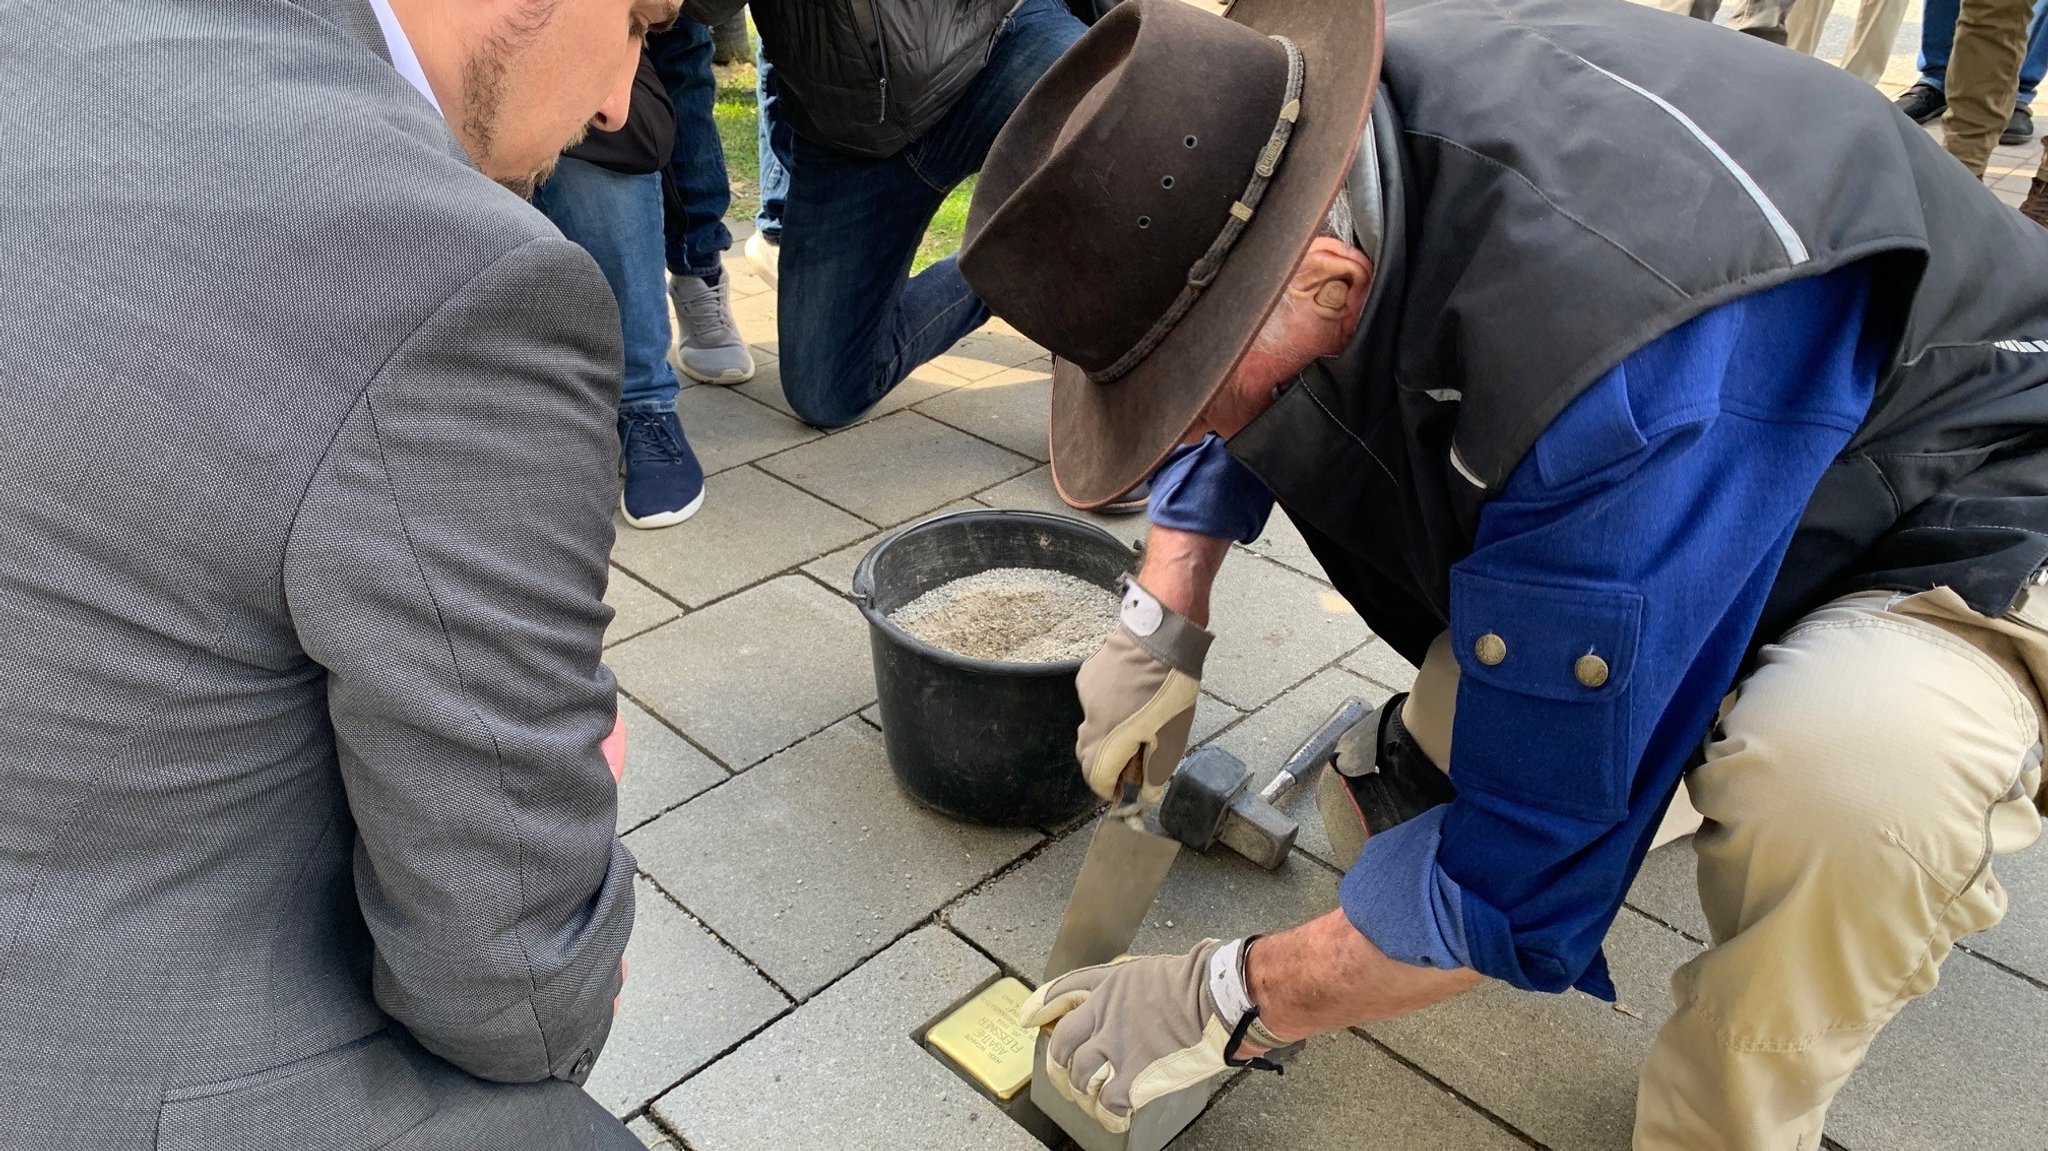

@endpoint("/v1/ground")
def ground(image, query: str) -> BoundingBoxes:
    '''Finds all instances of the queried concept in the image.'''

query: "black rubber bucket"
[852,509,1134,827]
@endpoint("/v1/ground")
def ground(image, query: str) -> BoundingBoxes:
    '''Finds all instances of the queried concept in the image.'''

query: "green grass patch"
[712,61,975,274]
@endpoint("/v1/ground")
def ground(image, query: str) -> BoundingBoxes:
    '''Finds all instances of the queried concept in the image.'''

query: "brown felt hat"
[960,0,1381,509]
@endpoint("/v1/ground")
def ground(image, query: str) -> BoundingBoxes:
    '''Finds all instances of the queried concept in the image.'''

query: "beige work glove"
[1019,941,1245,1133]
[1074,579,1214,802]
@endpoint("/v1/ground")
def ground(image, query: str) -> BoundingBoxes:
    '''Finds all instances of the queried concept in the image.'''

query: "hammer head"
[1157,747,1248,850]
[1157,748,1298,869]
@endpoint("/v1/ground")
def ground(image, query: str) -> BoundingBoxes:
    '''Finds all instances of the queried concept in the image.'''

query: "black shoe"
[2002,104,2036,147]
[1895,82,1947,125]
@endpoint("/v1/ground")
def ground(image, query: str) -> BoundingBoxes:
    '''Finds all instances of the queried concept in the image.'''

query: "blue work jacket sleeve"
[1342,264,1884,996]
[1147,433,1276,544]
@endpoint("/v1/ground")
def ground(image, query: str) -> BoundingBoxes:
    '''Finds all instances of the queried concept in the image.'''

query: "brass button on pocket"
[1575,653,1610,688]
[1475,633,1507,666]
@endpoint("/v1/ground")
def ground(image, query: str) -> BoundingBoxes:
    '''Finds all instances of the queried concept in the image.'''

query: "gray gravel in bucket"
[888,567,1116,663]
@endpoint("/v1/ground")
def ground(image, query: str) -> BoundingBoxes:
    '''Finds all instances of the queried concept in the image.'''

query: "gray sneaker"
[669,273,756,385]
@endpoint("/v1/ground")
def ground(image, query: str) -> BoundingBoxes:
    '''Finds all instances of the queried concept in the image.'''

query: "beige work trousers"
[1785,0,1912,85]
[1650,0,1908,84]
[1943,0,2048,176]
[1389,585,2048,1150]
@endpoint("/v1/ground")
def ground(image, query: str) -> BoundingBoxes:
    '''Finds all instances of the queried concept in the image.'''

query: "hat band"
[1087,35,1306,385]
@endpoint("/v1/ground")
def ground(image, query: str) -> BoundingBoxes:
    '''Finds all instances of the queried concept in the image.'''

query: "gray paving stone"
[1204,667,1391,869]
[610,467,871,609]
[1624,837,1709,940]
[1239,511,1330,584]
[724,286,776,348]
[586,878,789,1117]
[1828,948,2048,1150]
[653,928,1042,1151]
[1966,839,2048,979]
[798,501,985,597]
[673,384,819,475]
[605,568,680,648]
[1178,1032,1526,1151]
[1342,638,1421,694]
[607,576,874,769]
[1363,909,1702,1151]
[616,698,727,834]
[946,812,1340,978]
[626,720,1041,996]
[1203,552,1373,711]
[915,366,1054,461]
[758,411,1035,528]
[718,249,770,299]
[1191,691,1244,747]
[973,465,1152,548]
[930,325,1048,382]
[627,1117,676,1150]
[733,357,957,426]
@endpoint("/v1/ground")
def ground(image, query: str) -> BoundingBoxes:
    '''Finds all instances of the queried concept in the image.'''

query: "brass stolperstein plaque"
[924,977,1036,1101]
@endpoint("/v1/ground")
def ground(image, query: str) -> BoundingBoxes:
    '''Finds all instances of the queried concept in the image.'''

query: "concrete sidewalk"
[595,29,2048,1151]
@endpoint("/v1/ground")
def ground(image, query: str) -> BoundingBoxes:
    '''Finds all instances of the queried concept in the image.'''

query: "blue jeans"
[1921,0,2048,105]
[756,49,790,241]
[775,0,1083,428]
[533,157,683,412]
[649,20,731,280]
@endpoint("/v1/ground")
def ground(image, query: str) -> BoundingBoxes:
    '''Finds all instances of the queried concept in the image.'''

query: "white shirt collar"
[365,0,442,114]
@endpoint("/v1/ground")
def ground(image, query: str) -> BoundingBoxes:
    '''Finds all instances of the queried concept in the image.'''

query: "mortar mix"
[888,567,1116,664]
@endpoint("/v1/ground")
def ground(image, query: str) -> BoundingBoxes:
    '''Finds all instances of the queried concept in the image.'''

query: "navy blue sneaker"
[618,409,705,529]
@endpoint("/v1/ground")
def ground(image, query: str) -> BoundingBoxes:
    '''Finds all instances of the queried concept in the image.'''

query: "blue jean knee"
[533,157,682,410]
[772,0,1083,427]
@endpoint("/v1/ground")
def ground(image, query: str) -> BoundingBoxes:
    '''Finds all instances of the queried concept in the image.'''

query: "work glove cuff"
[1116,579,1213,677]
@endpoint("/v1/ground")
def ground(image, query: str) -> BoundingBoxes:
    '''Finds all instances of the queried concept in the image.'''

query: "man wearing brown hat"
[958,0,2048,1146]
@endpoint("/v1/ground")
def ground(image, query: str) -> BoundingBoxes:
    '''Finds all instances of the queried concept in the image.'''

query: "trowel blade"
[1043,808,1180,981]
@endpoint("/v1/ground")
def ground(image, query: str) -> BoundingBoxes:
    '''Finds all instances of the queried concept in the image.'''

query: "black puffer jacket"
[684,0,1013,158]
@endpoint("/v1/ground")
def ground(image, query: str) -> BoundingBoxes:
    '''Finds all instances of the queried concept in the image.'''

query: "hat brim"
[1048,0,1383,510]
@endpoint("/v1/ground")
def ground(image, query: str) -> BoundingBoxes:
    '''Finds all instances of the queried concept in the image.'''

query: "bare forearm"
[1136,524,1233,626]
[1248,910,1483,1043]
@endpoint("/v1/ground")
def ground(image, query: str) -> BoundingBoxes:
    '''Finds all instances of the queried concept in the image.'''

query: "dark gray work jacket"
[1233,0,2048,670]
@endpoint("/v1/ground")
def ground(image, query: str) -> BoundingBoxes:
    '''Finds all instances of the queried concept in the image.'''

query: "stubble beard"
[460,0,568,198]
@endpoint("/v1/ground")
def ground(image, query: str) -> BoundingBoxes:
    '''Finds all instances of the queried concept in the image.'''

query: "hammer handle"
[1260,696,1371,804]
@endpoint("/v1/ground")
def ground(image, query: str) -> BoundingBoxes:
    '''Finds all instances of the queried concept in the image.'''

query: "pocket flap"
[1451,570,1643,702]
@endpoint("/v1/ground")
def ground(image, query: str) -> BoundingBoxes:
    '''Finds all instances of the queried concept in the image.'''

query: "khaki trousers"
[1652,0,1799,42]
[1650,0,1908,84]
[1943,0,2048,177]
[1785,0,1911,85]
[1386,586,2048,1150]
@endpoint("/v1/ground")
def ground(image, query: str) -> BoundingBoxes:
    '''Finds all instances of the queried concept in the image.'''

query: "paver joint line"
[638,877,799,1005]
[1348,1028,1553,1151]
[1953,941,2048,994]
[615,685,740,779]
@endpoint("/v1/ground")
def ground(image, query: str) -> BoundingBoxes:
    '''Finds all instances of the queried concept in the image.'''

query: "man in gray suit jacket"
[0,0,681,1146]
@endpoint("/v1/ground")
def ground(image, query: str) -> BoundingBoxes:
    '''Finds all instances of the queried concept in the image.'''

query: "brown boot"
[2024,178,2048,230]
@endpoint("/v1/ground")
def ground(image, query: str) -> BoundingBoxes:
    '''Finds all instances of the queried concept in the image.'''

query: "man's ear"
[1291,237,1373,324]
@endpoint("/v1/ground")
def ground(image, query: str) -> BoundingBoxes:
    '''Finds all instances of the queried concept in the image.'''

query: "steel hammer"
[1156,697,1370,869]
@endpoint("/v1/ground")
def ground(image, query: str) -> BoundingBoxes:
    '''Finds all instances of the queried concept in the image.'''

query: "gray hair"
[1319,181,1356,247]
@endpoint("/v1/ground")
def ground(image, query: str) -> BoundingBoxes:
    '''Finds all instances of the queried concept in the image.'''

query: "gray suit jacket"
[0,1,637,1146]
